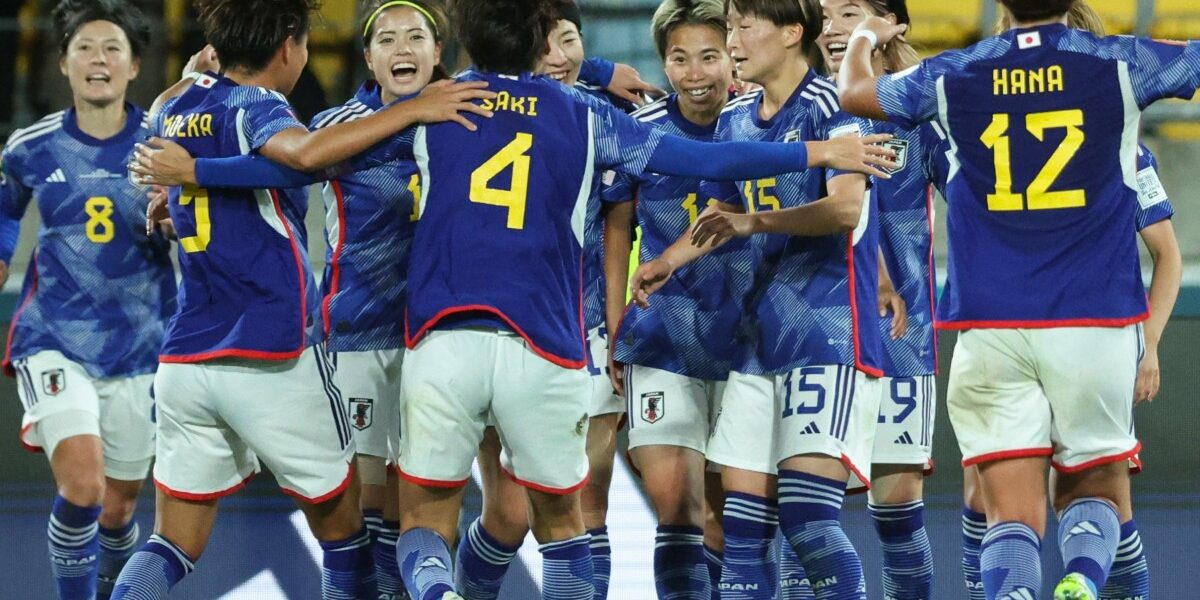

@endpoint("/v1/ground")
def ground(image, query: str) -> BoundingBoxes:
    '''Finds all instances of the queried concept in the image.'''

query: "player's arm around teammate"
[0,2,175,598]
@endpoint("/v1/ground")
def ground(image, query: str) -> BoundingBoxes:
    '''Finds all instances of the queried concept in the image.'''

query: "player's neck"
[1008,14,1069,29]
[72,99,127,140]
[758,58,809,122]
[224,68,283,95]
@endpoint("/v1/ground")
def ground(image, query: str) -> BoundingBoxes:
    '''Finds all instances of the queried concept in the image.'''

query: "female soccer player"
[0,2,174,597]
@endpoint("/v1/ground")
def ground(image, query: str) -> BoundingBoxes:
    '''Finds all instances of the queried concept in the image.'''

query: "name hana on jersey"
[478,91,539,116]
[161,112,214,138]
[993,66,1065,96]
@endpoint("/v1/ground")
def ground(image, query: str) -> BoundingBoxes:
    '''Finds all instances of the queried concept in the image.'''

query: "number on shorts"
[781,366,826,418]
[880,377,918,424]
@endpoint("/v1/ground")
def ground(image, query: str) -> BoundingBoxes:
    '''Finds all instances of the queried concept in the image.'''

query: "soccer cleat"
[441,592,466,600]
[1054,573,1098,600]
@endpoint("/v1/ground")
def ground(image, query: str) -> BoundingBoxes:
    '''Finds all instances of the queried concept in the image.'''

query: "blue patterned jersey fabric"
[701,70,882,376]
[368,71,665,368]
[605,94,753,381]
[876,26,1200,328]
[872,121,947,377]
[154,73,322,362]
[1133,144,1174,230]
[0,105,176,378]
[312,81,418,353]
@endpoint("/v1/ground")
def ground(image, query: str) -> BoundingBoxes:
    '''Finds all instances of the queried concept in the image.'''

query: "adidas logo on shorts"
[800,422,821,435]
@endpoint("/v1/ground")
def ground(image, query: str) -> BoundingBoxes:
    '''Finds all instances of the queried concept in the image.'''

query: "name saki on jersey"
[992,65,1064,96]
[161,112,214,138]
[478,91,539,116]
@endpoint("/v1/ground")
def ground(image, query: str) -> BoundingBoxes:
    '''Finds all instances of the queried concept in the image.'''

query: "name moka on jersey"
[161,112,214,138]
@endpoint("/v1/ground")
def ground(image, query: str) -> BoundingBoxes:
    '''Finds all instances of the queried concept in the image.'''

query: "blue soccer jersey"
[378,71,664,368]
[154,73,322,362]
[1133,144,1174,230]
[312,81,419,353]
[605,94,754,381]
[872,120,948,377]
[0,105,176,379]
[702,71,882,376]
[875,26,1200,328]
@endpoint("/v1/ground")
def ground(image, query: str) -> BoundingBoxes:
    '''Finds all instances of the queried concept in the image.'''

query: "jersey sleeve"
[589,99,668,176]
[580,57,616,89]
[239,91,307,152]
[0,145,29,263]
[875,59,941,129]
[819,111,873,181]
[1134,144,1173,230]
[1114,38,1200,108]
[601,170,635,205]
[697,115,740,205]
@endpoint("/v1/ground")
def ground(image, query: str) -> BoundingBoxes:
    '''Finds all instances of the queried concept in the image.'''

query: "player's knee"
[58,472,106,507]
[868,465,925,505]
[99,485,140,528]
[1051,461,1128,513]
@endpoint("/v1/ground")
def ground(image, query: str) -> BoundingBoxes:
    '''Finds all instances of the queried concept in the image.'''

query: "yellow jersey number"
[743,178,781,213]
[84,197,115,243]
[179,185,211,253]
[682,193,719,224]
[980,109,1086,211]
[469,133,532,230]
[407,174,421,222]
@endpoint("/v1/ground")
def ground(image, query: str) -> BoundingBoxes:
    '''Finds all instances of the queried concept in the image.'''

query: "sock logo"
[780,576,811,588]
[1064,520,1103,542]
[810,576,839,589]
[51,555,96,566]
[418,556,448,571]
[718,583,759,591]
[1000,588,1036,600]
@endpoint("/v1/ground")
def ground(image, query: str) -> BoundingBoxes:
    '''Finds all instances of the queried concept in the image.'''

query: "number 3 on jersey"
[470,132,532,230]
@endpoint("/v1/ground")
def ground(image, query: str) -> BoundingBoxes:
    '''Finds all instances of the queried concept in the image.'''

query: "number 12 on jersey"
[981,109,1086,211]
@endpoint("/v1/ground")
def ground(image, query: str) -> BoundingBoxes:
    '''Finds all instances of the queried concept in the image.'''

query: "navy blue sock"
[702,546,723,600]
[110,534,195,600]
[777,471,865,600]
[778,537,815,600]
[654,525,709,600]
[588,527,611,600]
[540,534,595,600]
[1058,498,1120,594]
[320,528,376,599]
[981,522,1041,600]
[1099,520,1150,600]
[375,520,406,599]
[455,518,520,600]
[397,528,455,600]
[97,520,139,599]
[869,500,933,600]
[720,492,779,600]
[962,508,988,600]
[48,495,102,600]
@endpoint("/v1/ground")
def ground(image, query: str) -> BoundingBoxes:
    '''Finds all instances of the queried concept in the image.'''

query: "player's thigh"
[632,443,707,526]
[334,348,403,464]
[625,364,719,455]
[872,374,936,469]
[212,345,355,503]
[95,373,156,482]
[1035,326,1140,473]
[707,371,778,476]
[491,334,591,495]
[13,351,102,459]
[398,330,493,487]
[947,329,1052,466]
[774,364,882,490]
[153,362,259,500]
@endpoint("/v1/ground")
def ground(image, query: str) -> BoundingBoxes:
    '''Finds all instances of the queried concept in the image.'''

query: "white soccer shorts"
[625,364,724,454]
[706,370,778,475]
[333,349,403,464]
[14,350,155,481]
[872,374,936,468]
[586,326,624,417]
[947,326,1141,472]
[398,329,591,494]
[153,345,356,502]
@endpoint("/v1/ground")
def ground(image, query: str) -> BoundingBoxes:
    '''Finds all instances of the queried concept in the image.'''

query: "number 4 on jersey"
[470,132,532,230]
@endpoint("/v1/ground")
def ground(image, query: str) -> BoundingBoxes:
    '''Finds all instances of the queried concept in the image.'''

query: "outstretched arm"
[837,17,909,120]
[645,133,897,181]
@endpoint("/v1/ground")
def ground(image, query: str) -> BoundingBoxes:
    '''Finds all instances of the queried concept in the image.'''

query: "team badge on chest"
[41,369,66,396]
[349,398,373,430]
[881,138,909,175]
[641,391,665,424]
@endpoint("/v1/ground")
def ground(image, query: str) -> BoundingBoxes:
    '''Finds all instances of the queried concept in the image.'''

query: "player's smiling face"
[663,23,731,120]
[725,6,795,85]
[819,0,871,75]
[537,20,584,86]
[60,20,139,108]
[365,6,442,103]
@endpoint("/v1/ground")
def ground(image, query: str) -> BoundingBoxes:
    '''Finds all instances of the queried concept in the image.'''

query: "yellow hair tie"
[363,1,439,40]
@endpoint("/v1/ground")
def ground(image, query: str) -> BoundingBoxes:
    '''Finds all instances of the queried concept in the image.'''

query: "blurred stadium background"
[0,0,1198,597]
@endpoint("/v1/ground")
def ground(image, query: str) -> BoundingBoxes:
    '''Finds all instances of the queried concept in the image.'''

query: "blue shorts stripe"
[314,346,351,449]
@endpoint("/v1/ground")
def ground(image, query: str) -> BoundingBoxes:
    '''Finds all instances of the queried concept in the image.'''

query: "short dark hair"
[453,0,559,74]
[53,0,151,57]
[194,0,321,73]
[725,0,821,61]
[999,0,1074,22]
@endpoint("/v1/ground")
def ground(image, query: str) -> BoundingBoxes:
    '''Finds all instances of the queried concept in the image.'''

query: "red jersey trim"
[159,347,306,363]
[500,464,590,496]
[936,312,1149,331]
[154,471,257,501]
[394,465,470,489]
[841,453,872,494]
[961,447,1053,468]
[280,462,355,504]
[405,305,587,370]
[4,258,39,377]
[847,235,884,379]
[1052,442,1143,474]
[271,189,310,352]
[321,181,348,339]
